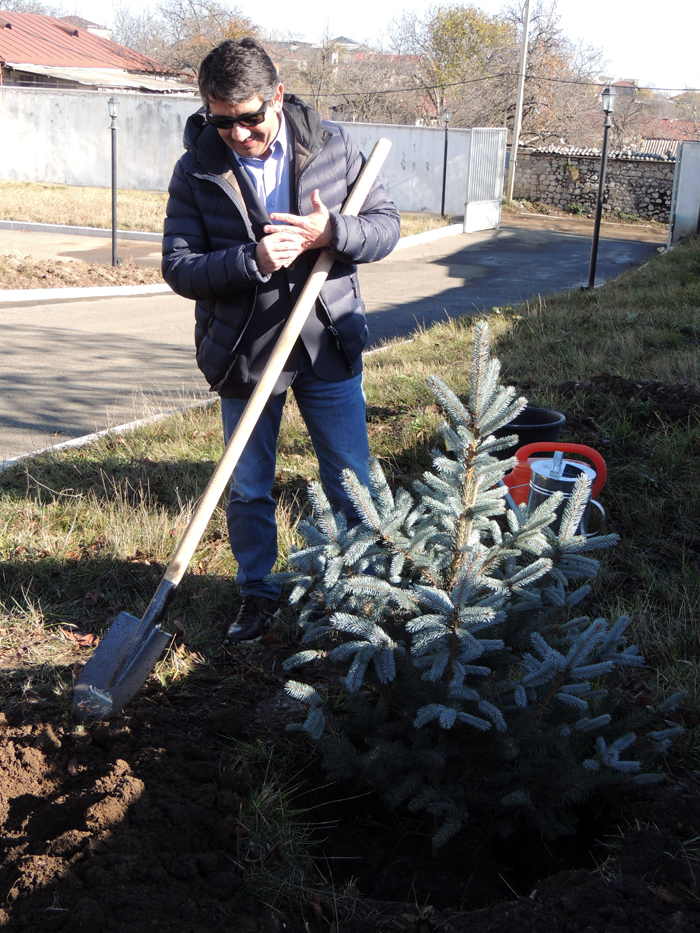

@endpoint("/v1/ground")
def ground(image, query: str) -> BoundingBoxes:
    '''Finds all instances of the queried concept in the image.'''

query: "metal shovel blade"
[73,612,171,721]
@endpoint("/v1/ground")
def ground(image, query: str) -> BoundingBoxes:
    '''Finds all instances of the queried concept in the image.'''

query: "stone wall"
[512,150,675,222]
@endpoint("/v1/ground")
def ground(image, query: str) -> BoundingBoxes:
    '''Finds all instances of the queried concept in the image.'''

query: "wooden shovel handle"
[164,137,393,586]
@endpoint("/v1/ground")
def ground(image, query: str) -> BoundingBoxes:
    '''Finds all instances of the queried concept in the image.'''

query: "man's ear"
[272,84,284,111]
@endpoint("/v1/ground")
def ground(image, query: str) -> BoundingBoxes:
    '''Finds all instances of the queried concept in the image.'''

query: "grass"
[1,233,698,922]
[0,181,450,237]
[1,238,698,727]
[0,181,169,232]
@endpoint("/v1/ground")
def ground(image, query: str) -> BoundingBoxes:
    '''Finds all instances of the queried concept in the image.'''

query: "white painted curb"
[0,219,162,241]
[394,223,464,250]
[0,397,218,473]
[0,282,173,305]
[0,224,464,306]
[0,337,415,473]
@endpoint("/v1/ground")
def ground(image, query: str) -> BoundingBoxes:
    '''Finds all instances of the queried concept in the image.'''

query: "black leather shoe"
[226,595,278,642]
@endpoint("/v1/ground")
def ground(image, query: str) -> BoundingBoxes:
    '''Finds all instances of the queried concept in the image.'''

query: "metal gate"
[337,121,506,225]
[668,140,700,246]
[464,128,508,233]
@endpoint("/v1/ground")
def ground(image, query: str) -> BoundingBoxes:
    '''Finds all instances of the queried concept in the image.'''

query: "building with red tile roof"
[0,10,192,92]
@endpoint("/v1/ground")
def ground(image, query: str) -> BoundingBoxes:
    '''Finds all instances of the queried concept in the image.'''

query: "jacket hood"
[183,106,207,152]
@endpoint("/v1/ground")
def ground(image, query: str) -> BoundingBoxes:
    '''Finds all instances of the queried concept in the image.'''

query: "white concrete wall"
[0,87,197,191]
[0,87,474,214]
[338,122,471,216]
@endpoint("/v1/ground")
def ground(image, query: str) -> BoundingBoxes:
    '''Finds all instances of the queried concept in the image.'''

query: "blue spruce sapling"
[280,322,683,847]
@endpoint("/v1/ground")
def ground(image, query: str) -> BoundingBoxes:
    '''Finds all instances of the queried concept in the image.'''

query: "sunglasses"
[205,100,270,130]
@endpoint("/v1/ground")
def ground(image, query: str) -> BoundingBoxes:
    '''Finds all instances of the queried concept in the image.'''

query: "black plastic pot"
[493,406,566,460]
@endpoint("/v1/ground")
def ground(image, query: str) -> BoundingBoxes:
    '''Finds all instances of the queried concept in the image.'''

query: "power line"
[300,71,700,99]
[5,67,698,99]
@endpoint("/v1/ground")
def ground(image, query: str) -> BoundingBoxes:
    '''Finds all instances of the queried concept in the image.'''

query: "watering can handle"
[515,442,607,498]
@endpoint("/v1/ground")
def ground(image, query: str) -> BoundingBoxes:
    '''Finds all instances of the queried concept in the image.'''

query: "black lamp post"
[108,95,120,267]
[585,85,616,289]
[440,107,451,217]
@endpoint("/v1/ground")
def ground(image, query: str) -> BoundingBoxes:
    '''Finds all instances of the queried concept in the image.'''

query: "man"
[162,38,400,642]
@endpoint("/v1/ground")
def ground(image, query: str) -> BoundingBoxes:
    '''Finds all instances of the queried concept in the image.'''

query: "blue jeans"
[220,350,371,600]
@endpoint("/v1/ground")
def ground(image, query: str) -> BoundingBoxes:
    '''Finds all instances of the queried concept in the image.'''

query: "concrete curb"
[0,223,464,305]
[0,218,464,247]
[0,339,413,473]
[394,223,464,250]
[0,282,172,305]
[0,219,162,241]
[0,396,218,473]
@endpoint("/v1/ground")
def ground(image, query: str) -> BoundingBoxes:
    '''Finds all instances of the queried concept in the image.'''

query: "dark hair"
[198,38,279,105]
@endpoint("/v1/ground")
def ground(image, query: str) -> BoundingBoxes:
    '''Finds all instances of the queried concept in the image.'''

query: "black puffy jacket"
[162,96,400,397]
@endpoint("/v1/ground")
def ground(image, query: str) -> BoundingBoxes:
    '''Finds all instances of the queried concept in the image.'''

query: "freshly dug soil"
[0,316,697,928]
[552,372,700,425]
[0,255,164,290]
[1,651,699,933]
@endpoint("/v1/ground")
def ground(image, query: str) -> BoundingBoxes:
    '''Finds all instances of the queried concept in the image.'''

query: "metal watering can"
[502,442,607,536]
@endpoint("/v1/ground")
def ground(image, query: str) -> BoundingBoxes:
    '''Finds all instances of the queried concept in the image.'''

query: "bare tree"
[332,51,419,124]
[384,0,606,140]
[112,0,258,73]
[286,30,341,118]
[1,0,64,14]
[155,0,258,73]
[607,85,669,149]
[674,91,700,137]
[274,33,420,125]
[503,1,606,147]
[111,3,167,60]
[389,4,515,123]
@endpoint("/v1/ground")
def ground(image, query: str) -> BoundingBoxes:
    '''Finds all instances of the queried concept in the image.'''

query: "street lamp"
[108,95,120,267]
[585,85,616,289]
[441,107,452,217]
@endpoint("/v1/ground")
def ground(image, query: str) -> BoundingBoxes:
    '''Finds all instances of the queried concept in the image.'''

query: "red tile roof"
[0,10,176,74]
[637,115,700,141]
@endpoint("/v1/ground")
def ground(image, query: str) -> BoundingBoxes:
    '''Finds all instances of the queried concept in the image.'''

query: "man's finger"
[263,222,302,235]
[310,189,328,212]
[267,212,304,228]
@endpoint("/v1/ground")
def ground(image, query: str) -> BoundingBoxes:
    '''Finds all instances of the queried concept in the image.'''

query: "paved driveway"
[0,215,665,463]
[359,214,664,346]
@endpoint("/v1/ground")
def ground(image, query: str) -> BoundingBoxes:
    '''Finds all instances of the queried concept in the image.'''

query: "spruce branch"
[278,321,683,848]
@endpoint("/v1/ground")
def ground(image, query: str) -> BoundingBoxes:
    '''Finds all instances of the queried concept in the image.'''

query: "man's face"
[208,84,284,160]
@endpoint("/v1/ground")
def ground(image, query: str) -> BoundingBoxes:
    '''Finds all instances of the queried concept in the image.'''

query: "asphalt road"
[359,214,665,344]
[0,214,665,464]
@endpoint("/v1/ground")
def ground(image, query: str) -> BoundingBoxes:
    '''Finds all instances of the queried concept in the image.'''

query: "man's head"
[198,38,284,160]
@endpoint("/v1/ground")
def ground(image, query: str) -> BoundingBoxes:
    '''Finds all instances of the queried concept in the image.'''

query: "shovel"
[73,137,392,721]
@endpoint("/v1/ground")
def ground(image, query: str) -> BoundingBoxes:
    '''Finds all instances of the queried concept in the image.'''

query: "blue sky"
[78,0,700,94]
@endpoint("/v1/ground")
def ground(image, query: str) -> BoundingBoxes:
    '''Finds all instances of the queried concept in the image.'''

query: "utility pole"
[505,0,531,202]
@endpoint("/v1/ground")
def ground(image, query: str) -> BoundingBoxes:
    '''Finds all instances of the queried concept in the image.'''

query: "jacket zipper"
[294,134,354,366]
[189,173,260,392]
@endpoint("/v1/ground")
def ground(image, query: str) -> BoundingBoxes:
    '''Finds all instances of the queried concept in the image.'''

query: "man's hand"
[266,189,333,252]
[255,229,304,275]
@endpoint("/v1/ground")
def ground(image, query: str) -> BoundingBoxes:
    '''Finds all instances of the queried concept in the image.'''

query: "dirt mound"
[0,255,164,290]
[554,372,700,423]
[1,672,699,933]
